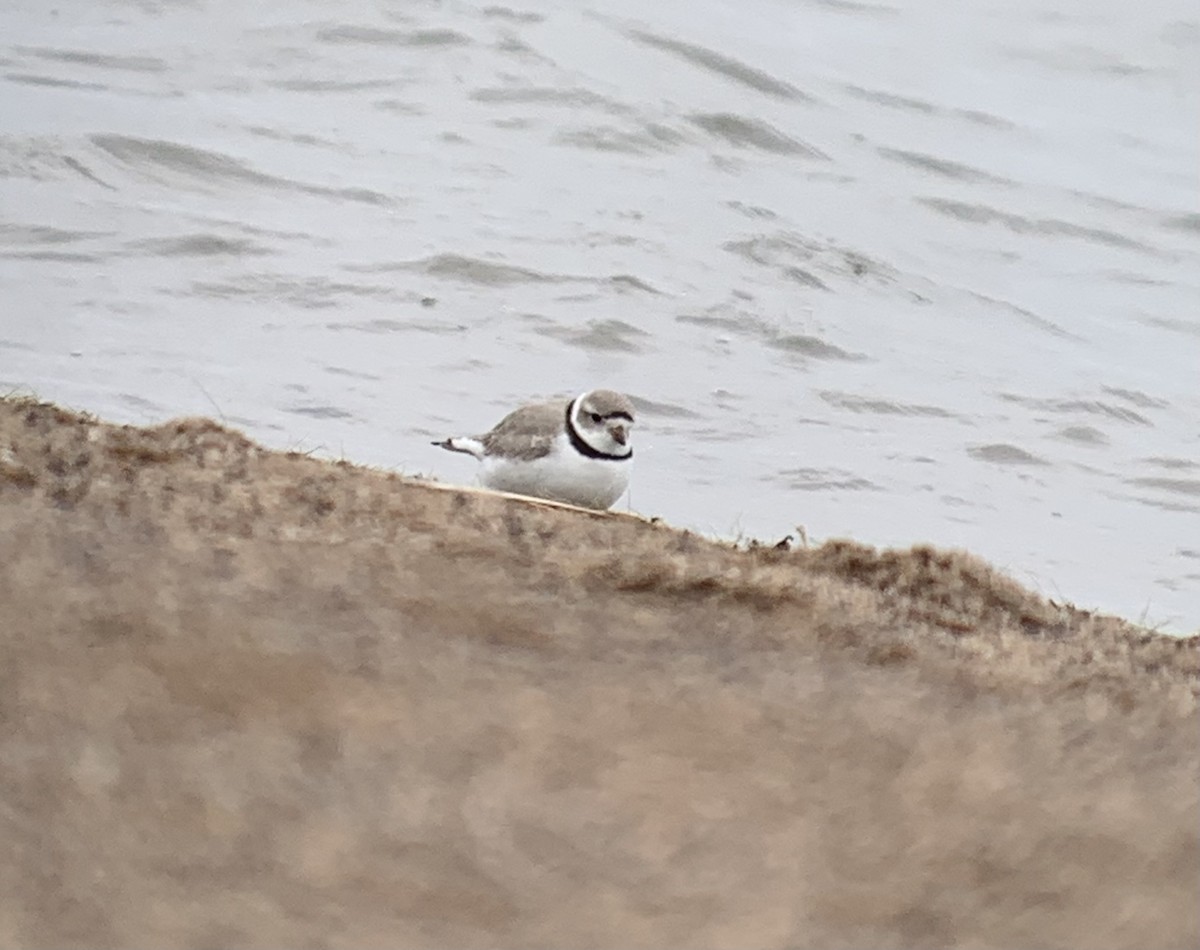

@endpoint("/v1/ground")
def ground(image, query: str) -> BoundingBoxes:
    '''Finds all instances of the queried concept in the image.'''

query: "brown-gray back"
[479,399,567,461]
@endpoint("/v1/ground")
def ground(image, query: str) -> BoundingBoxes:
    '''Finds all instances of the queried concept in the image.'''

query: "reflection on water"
[0,0,1197,630]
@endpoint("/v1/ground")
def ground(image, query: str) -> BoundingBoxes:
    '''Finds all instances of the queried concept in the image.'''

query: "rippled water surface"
[2,0,1198,630]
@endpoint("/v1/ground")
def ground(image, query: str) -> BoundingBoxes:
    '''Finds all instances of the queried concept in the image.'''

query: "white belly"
[478,435,630,510]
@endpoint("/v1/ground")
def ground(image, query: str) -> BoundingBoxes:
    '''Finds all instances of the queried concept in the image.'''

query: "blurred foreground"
[0,397,1196,949]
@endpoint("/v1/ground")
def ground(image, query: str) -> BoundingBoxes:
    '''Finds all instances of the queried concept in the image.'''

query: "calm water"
[2,0,1198,631]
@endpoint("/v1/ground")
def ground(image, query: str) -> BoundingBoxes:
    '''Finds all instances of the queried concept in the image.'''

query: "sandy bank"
[0,397,1196,949]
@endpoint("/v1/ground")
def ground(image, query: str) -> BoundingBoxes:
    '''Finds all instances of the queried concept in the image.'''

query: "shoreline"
[1,396,1197,948]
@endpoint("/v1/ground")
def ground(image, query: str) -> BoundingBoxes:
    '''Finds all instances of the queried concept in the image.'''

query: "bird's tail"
[432,436,486,459]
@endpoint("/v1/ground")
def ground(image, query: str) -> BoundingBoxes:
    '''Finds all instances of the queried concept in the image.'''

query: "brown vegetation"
[0,396,1196,949]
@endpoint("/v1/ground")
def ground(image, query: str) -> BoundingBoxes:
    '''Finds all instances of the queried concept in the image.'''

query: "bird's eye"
[590,412,602,424]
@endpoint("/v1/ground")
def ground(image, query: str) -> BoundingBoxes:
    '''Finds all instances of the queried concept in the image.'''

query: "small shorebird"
[433,389,635,510]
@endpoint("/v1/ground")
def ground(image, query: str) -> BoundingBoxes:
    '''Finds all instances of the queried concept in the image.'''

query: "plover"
[433,389,635,509]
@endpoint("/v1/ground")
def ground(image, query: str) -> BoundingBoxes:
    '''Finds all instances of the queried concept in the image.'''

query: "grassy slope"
[1,397,1196,949]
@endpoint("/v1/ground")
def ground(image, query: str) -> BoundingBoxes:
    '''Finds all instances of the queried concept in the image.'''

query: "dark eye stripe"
[604,411,634,422]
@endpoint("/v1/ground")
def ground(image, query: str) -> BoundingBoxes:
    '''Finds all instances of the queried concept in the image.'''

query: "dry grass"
[0,396,1196,949]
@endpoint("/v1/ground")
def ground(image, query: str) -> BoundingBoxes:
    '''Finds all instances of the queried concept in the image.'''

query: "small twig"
[190,377,227,424]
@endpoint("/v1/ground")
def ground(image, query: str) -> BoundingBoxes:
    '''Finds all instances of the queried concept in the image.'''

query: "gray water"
[2,0,1198,632]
